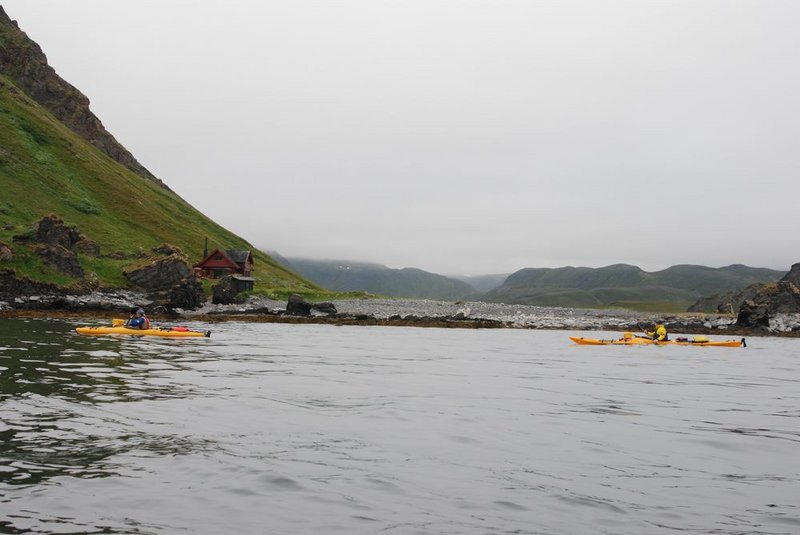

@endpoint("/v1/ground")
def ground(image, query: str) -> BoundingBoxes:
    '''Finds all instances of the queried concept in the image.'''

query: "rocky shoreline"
[3,291,800,337]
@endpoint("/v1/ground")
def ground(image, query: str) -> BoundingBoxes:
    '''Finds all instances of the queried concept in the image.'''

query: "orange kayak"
[570,334,745,347]
[76,324,210,338]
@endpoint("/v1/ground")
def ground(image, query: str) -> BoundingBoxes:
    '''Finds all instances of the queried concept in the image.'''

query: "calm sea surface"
[1,317,798,534]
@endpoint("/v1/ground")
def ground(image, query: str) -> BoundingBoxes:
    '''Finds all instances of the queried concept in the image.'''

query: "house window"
[214,254,223,260]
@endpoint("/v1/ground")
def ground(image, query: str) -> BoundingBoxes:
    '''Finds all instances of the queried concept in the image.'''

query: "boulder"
[34,214,81,249]
[33,244,84,278]
[313,302,338,315]
[124,254,192,291]
[212,275,245,305]
[286,294,313,316]
[736,300,771,330]
[285,294,338,316]
[165,277,206,311]
[123,254,206,310]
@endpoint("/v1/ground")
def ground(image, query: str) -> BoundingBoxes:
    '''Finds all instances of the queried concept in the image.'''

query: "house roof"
[225,250,252,264]
[194,248,252,269]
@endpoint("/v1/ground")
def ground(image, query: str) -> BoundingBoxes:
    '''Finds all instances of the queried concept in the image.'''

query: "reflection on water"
[1,317,799,534]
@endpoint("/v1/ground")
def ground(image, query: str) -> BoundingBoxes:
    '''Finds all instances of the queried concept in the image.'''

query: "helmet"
[137,308,145,315]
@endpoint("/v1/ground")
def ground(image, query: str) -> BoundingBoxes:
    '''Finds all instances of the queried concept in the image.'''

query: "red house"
[194,248,254,279]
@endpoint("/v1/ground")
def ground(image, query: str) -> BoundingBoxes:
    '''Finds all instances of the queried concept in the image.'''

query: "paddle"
[636,323,653,340]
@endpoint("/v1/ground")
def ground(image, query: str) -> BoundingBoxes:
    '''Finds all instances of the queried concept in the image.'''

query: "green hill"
[0,8,316,297]
[483,264,784,312]
[277,257,477,300]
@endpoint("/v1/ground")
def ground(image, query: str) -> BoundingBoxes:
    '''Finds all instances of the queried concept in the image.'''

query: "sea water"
[1,317,798,534]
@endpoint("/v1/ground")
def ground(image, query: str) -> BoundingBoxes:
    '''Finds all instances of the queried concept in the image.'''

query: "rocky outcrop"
[0,7,165,188]
[285,294,338,316]
[687,283,765,314]
[212,275,244,305]
[124,254,192,290]
[736,263,800,331]
[780,262,800,287]
[34,214,82,249]
[31,244,84,278]
[123,254,205,311]
[8,215,102,278]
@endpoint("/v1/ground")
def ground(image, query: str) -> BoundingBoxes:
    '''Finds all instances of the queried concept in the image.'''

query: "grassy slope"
[0,75,320,297]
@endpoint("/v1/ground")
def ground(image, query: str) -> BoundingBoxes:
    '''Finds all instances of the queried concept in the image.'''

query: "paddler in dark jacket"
[646,321,668,342]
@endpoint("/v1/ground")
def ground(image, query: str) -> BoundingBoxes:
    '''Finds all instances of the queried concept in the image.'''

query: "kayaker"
[646,321,668,342]
[127,308,151,330]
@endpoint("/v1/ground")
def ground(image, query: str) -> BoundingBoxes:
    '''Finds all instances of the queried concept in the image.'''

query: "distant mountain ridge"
[272,257,783,312]
[275,257,479,300]
[483,263,784,311]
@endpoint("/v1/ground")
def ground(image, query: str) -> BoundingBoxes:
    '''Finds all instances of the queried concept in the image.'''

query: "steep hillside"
[0,7,158,185]
[0,9,317,297]
[281,258,477,300]
[483,264,783,312]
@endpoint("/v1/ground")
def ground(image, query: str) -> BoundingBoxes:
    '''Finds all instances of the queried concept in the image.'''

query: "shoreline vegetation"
[3,294,798,338]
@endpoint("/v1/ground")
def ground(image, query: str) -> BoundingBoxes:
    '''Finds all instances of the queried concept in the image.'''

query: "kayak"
[76,325,211,338]
[570,333,745,347]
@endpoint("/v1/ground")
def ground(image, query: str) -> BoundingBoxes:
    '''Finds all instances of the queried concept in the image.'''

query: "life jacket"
[142,316,151,330]
[654,324,667,341]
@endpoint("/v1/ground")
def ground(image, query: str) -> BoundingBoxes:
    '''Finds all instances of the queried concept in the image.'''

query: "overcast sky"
[4,1,799,275]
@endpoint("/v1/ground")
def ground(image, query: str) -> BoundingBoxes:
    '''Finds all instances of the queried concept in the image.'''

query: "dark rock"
[123,254,205,311]
[124,254,192,291]
[165,277,206,311]
[780,262,800,287]
[0,241,12,261]
[212,275,245,305]
[73,237,100,257]
[34,214,81,249]
[735,273,800,329]
[32,244,84,278]
[736,300,771,330]
[286,294,312,316]
[284,295,339,316]
[152,243,183,256]
[313,302,338,315]
[107,250,128,259]
[0,267,61,298]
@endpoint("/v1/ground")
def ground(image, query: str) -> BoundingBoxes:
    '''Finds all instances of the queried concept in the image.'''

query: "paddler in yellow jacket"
[646,321,668,342]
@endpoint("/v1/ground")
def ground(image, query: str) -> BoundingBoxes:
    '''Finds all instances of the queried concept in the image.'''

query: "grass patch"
[79,256,131,288]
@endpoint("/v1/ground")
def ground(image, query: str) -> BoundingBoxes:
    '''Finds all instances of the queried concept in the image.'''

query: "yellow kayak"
[76,320,210,338]
[570,332,745,347]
